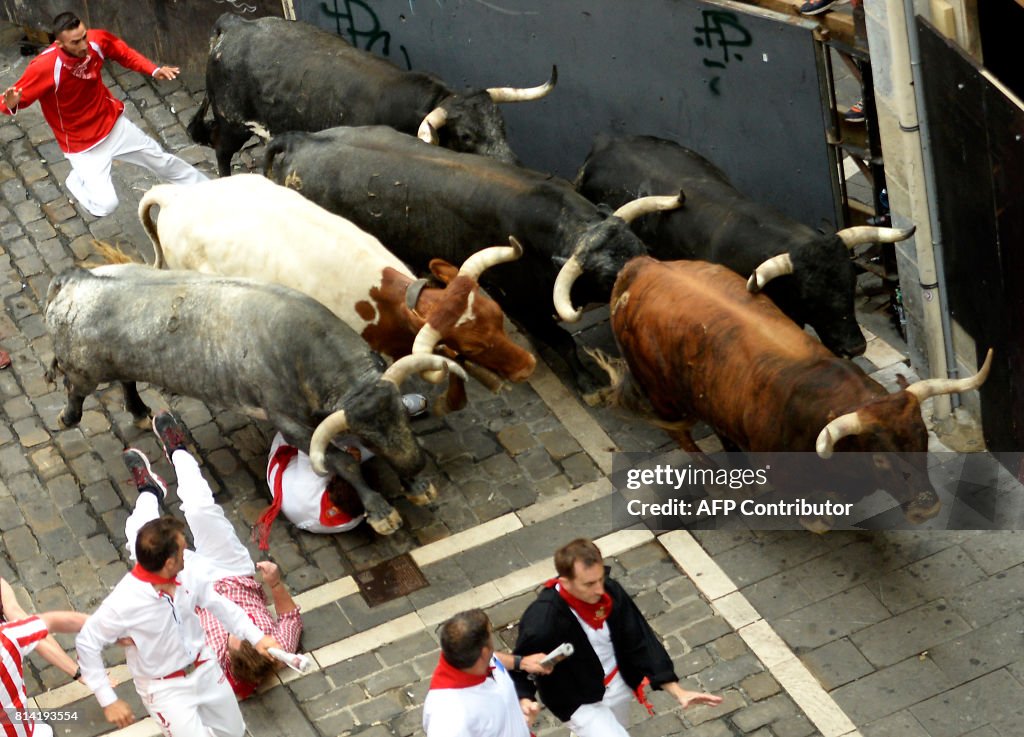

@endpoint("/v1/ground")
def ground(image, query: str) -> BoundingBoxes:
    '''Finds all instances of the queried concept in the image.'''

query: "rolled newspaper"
[268,647,315,674]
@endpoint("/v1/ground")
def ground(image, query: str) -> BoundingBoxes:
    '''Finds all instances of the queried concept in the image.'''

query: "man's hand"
[518,653,553,676]
[255,634,282,660]
[519,698,541,727]
[3,86,22,110]
[256,561,281,588]
[103,700,135,728]
[153,66,180,81]
[664,681,724,709]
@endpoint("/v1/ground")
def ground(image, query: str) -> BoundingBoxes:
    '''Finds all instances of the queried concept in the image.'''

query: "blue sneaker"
[401,393,429,418]
[844,99,865,123]
[800,0,838,15]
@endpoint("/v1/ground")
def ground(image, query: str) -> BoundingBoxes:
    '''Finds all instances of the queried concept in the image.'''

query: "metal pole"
[898,0,961,408]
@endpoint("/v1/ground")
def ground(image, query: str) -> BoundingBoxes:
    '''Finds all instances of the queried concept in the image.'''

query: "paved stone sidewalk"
[1,22,1021,737]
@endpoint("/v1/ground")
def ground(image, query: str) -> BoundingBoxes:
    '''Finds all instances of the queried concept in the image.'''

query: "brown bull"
[600,257,992,524]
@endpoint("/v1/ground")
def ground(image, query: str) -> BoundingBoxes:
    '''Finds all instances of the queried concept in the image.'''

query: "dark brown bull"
[600,257,992,525]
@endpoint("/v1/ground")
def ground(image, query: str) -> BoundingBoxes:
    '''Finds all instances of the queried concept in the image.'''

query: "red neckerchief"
[255,444,299,551]
[545,577,613,629]
[130,563,178,586]
[319,489,356,526]
[225,669,258,700]
[429,655,493,689]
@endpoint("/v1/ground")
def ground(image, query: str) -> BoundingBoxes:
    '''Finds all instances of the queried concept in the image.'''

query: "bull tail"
[44,357,61,386]
[90,239,137,265]
[186,94,214,146]
[137,188,171,268]
[263,133,297,181]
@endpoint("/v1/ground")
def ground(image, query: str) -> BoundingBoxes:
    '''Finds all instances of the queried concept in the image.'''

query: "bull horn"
[611,191,685,224]
[383,353,468,387]
[815,411,866,459]
[747,253,794,292]
[836,224,916,249]
[487,65,558,103]
[553,254,584,323]
[309,410,349,475]
[905,348,993,402]
[458,236,524,280]
[411,323,446,383]
[417,107,448,144]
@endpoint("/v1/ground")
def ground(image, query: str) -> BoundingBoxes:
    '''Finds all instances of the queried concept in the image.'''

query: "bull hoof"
[368,507,403,535]
[57,412,79,430]
[581,386,612,407]
[798,515,834,535]
[406,481,438,506]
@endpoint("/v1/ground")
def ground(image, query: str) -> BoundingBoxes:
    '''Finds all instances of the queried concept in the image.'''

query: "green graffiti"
[693,10,751,95]
[320,0,411,67]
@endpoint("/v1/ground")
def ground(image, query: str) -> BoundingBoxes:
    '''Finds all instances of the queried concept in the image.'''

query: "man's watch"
[513,655,523,672]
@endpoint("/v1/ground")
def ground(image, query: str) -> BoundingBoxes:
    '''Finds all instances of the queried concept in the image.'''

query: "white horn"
[747,253,794,292]
[906,348,993,402]
[611,191,685,224]
[487,65,558,103]
[417,107,448,144]
[458,236,524,280]
[815,411,866,459]
[553,254,584,323]
[309,410,349,475]
[411,323,446,383]
[836,224,916,249]
[383,353,468,387]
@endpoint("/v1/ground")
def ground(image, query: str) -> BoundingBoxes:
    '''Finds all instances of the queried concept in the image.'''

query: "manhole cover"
[354,553,429,607]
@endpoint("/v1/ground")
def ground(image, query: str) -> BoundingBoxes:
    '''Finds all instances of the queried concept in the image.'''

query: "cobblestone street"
[0,22,1022,737]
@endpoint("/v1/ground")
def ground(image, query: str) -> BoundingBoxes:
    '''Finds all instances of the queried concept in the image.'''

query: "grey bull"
[44,264,465,534]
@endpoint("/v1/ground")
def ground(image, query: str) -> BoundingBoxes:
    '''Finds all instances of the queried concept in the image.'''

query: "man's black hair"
[52,12,83,36]
[439,609,491,669]
[135,516,186,573]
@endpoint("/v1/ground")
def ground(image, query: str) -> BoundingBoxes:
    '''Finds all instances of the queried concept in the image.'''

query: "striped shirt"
[0,616,49,737]
[198,575,302,688]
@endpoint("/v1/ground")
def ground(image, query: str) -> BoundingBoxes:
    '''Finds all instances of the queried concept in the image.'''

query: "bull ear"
[429,259,459,284]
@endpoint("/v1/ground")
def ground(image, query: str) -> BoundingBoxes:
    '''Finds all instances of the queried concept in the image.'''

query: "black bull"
[576,134,916,358]
[263,125,681,394]
[44,265,464,535]
[188,13,556,175]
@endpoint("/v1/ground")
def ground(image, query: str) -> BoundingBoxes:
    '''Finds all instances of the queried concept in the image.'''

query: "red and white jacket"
[0,29,158,153]
[0,616,50,737]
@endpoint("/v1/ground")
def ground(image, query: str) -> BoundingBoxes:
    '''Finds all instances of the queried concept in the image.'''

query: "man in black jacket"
[512,538,722,736]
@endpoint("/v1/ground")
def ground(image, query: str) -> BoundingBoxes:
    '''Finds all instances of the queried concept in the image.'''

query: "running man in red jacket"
[0,11,207,216]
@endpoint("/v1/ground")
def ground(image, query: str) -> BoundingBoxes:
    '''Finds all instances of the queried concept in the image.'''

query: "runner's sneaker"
[152,410,189,463]
[401,393,429,418]
[799,0,838,15]
[123,448,169,508]
[844,99,866,123]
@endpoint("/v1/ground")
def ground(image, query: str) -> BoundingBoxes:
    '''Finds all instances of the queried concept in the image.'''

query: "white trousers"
[65,115,208,217]
[568,672,633,737]
[125,451,254,579]
[136,659,244,737]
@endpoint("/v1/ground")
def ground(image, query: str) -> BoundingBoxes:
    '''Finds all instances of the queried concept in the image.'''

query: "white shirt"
[0,616,49,737]
[76,552,265,707]
[559,583,618,678]
[267,433,364,533]
[422,656,529,737]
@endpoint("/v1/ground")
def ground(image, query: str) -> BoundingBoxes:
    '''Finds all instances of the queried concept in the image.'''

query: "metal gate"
[917,17,1024,452]
[295,0,838,230]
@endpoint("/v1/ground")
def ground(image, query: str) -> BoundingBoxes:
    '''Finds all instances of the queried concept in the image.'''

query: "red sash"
[254,444,299,551]
[428,655,493,689]
[545,578,613,629]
